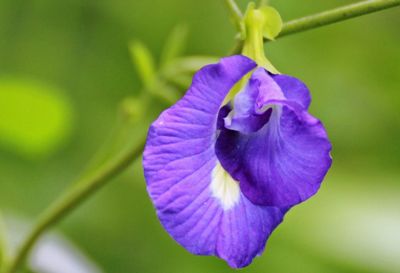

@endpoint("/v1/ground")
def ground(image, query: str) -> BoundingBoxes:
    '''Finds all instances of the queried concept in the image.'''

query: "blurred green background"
[0,0,399,272]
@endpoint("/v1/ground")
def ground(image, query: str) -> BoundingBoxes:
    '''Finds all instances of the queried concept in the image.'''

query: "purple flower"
[143,55,332,268]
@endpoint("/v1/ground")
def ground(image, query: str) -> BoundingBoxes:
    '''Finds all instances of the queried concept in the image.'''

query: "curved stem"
[224,0,243,32]
[2,139,145,273]
[279,0,400,38]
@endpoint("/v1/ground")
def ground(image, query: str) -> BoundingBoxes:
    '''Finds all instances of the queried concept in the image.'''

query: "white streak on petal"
[210,162,240,210]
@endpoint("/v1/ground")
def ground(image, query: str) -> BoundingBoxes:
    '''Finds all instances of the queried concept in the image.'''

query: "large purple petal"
[216,69,332,207]
[143,56,285,267]
[144,55,256,196]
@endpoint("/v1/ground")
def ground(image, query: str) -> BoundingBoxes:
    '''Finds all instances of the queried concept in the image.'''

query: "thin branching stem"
[280,0,400,38]
[231,0,400,54]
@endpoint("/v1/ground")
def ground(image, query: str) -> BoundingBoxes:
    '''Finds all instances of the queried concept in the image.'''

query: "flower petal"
[144,55,256,197]
[143,56,286,267]
[273,74,311,109]
[216,69,332,207]
[224,68,286,133]
[153,160,285,268]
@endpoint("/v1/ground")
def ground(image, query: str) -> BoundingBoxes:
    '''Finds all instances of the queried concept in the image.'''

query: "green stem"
[2,139,145,273]
[230,0,400,54]
[279,0,400,38]
[224,0,243,32]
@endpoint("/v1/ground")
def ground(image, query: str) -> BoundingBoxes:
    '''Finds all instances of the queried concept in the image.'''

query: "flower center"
[210,162,240,210]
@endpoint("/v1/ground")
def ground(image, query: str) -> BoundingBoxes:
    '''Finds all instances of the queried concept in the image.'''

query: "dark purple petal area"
[143,56,286,267]
[273,74,311,109]
[216,69,332,207]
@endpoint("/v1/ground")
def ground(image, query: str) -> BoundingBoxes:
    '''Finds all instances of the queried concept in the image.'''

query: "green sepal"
[240,3,282,41]
[240,2,256,40]
[241,2,279,73]
[259,6,282,40]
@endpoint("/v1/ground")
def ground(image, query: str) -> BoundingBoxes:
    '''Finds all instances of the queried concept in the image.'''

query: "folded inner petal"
[224,68,284,133]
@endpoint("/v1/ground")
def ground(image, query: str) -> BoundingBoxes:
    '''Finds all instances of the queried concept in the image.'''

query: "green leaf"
[160,24,188,69]
[0,77,73,159]
[129,41,156,88]
[259,6,282,40]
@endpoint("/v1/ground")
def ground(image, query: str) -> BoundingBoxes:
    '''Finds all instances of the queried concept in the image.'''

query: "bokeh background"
[0,0,399,272]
